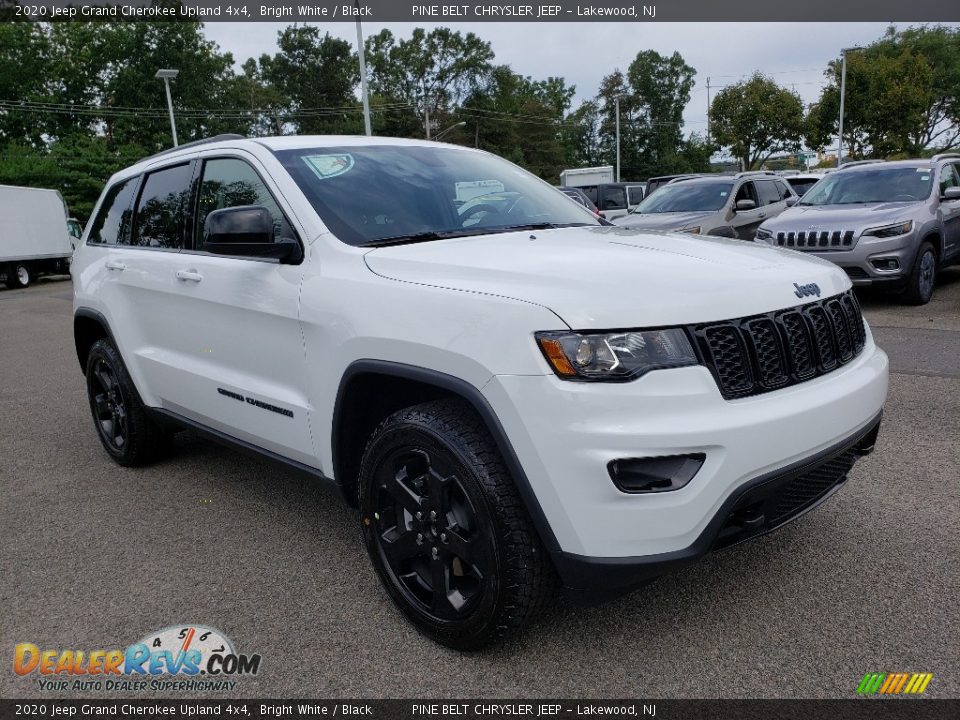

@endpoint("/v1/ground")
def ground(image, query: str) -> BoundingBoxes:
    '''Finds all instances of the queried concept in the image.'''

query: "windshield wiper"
[361,230,476,247]
[497,222,592,231]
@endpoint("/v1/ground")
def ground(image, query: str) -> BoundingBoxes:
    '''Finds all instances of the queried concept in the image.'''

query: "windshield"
[633,181,733,213]
[800,167,934,205]
[272,145,599,246]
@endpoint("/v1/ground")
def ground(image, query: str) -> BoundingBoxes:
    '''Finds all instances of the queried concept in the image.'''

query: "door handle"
[176,269,203,282]
[105,260,126,271]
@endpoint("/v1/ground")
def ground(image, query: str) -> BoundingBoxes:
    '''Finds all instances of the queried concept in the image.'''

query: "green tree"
[257,25,359,135]
[594,51,696,179]
[462,66,574,180]
[0,22,51,147]
[711,73,804,170]
[365,27,494,138]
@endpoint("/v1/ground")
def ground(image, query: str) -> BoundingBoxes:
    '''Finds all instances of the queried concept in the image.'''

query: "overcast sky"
[204,21,955,135]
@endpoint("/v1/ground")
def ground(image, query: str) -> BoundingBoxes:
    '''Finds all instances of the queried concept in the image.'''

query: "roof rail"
[837,159,885,169]
[140,134,246,162]
[734,170,778,178]
[931,152,960,162]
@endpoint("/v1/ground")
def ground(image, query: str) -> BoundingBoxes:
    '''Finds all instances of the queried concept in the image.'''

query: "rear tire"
[358,398,555,649]
[902,241,937,305]
[85,338,170,466]
[5,263,31,289]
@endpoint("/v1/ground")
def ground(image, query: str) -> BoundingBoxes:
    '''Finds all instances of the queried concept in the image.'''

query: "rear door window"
[626,185,644,206]
[87,177,138,246]
[580,186,599,205]
[756,180,782,207]
[132,163,193,249]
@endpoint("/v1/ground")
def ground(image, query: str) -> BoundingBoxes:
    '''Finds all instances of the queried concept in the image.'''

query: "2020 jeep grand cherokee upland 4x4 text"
[73,136,888,649]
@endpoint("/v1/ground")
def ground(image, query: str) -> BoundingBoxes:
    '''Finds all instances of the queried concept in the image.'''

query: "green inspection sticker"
[302,153,355,180]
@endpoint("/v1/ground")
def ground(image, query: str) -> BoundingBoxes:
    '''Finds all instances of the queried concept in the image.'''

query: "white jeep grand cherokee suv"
[73,135,888,649]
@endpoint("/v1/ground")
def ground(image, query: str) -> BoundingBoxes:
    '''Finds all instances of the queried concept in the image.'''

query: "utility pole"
[355,3,372,136]
[425,101,431,140]
[615,96,621,182]
[706,77,711,147]
[837,51,848,168]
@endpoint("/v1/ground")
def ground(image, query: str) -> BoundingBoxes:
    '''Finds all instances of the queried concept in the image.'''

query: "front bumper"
[766,233,919,286]
[481,335,888,594]
[553,413,880,602]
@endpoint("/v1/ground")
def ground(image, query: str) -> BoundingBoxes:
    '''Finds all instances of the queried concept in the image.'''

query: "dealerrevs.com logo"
[14,625,261,693]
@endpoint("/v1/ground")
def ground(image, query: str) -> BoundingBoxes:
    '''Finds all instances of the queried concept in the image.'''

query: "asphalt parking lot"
[1,273,958,700]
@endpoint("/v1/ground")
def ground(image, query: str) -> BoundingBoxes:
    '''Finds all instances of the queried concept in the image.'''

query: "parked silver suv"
[756,155,960,304]
[614,171,797,240]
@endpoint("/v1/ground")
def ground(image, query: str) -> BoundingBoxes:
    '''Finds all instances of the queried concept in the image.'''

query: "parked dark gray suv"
[756,155,960,304]
[614,172,797,239]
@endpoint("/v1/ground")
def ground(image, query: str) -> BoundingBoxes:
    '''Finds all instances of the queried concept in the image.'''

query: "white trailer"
[0,184,73,288]
[559,165,614,187]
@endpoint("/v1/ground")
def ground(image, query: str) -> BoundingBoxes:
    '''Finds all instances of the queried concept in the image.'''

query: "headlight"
[862,220,913,238]
[676,225,701,234]
[536,329,698,381]
[755,227,773,241]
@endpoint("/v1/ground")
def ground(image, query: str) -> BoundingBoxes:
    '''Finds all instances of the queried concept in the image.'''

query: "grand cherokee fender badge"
[794,282,822,298]
[218,388,294,418]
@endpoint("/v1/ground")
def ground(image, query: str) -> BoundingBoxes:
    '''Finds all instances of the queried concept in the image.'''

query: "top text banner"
[4,0,960,22]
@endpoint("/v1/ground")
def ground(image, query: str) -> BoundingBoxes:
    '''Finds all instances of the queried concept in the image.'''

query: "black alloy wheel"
[370,447,489,620]
[90,358,128,453]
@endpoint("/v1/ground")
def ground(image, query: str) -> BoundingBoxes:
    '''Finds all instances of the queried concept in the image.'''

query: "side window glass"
[939,164,960,195]
[196,158,292,249]
[132,164,192,249]
[776,180,794,200]
[581,186,599,205]
[87,177,137,246]
[602,186,627,210]
[735,182,757,206]
[756,180,782,206]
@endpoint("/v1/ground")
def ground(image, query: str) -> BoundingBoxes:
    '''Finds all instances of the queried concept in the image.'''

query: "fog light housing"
[871,258,900,272]
[608,453,706,493]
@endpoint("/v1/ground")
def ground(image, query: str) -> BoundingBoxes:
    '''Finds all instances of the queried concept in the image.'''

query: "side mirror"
[785,196,799,207]
[942,186,960,201]
[204,205,301,263]
[735,199,757,212]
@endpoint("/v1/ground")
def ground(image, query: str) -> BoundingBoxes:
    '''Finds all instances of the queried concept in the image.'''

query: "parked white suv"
[73,135,889,649]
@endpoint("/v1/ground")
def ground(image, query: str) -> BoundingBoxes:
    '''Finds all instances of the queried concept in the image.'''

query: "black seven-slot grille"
[774,229,856,250]
[689,290,866,399]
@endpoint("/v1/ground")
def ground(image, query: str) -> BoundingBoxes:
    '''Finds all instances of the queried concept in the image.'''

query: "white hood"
[363,226,850,328]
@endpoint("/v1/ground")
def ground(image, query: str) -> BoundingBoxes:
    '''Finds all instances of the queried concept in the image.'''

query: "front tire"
[902,241,937,305]
[359,399,555,649]
[85,338,169,466]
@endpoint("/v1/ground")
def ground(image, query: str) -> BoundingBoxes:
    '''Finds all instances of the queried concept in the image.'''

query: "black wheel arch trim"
[74,307,118,374]
[332,359,562,553]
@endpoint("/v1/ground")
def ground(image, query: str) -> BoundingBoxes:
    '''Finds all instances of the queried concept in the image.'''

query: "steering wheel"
[460,204,504,227]
[892,193,918,201]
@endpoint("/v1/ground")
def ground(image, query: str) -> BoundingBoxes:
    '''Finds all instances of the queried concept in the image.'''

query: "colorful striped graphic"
[857,672,933,695]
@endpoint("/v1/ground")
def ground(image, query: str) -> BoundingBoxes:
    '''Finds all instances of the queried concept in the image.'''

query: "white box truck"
[559,165,614,187]
[0,184,74,288]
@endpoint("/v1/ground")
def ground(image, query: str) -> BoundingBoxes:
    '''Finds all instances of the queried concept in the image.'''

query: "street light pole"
[155,69,179,147]
[355,4,372,136]
[837,46,861,168]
